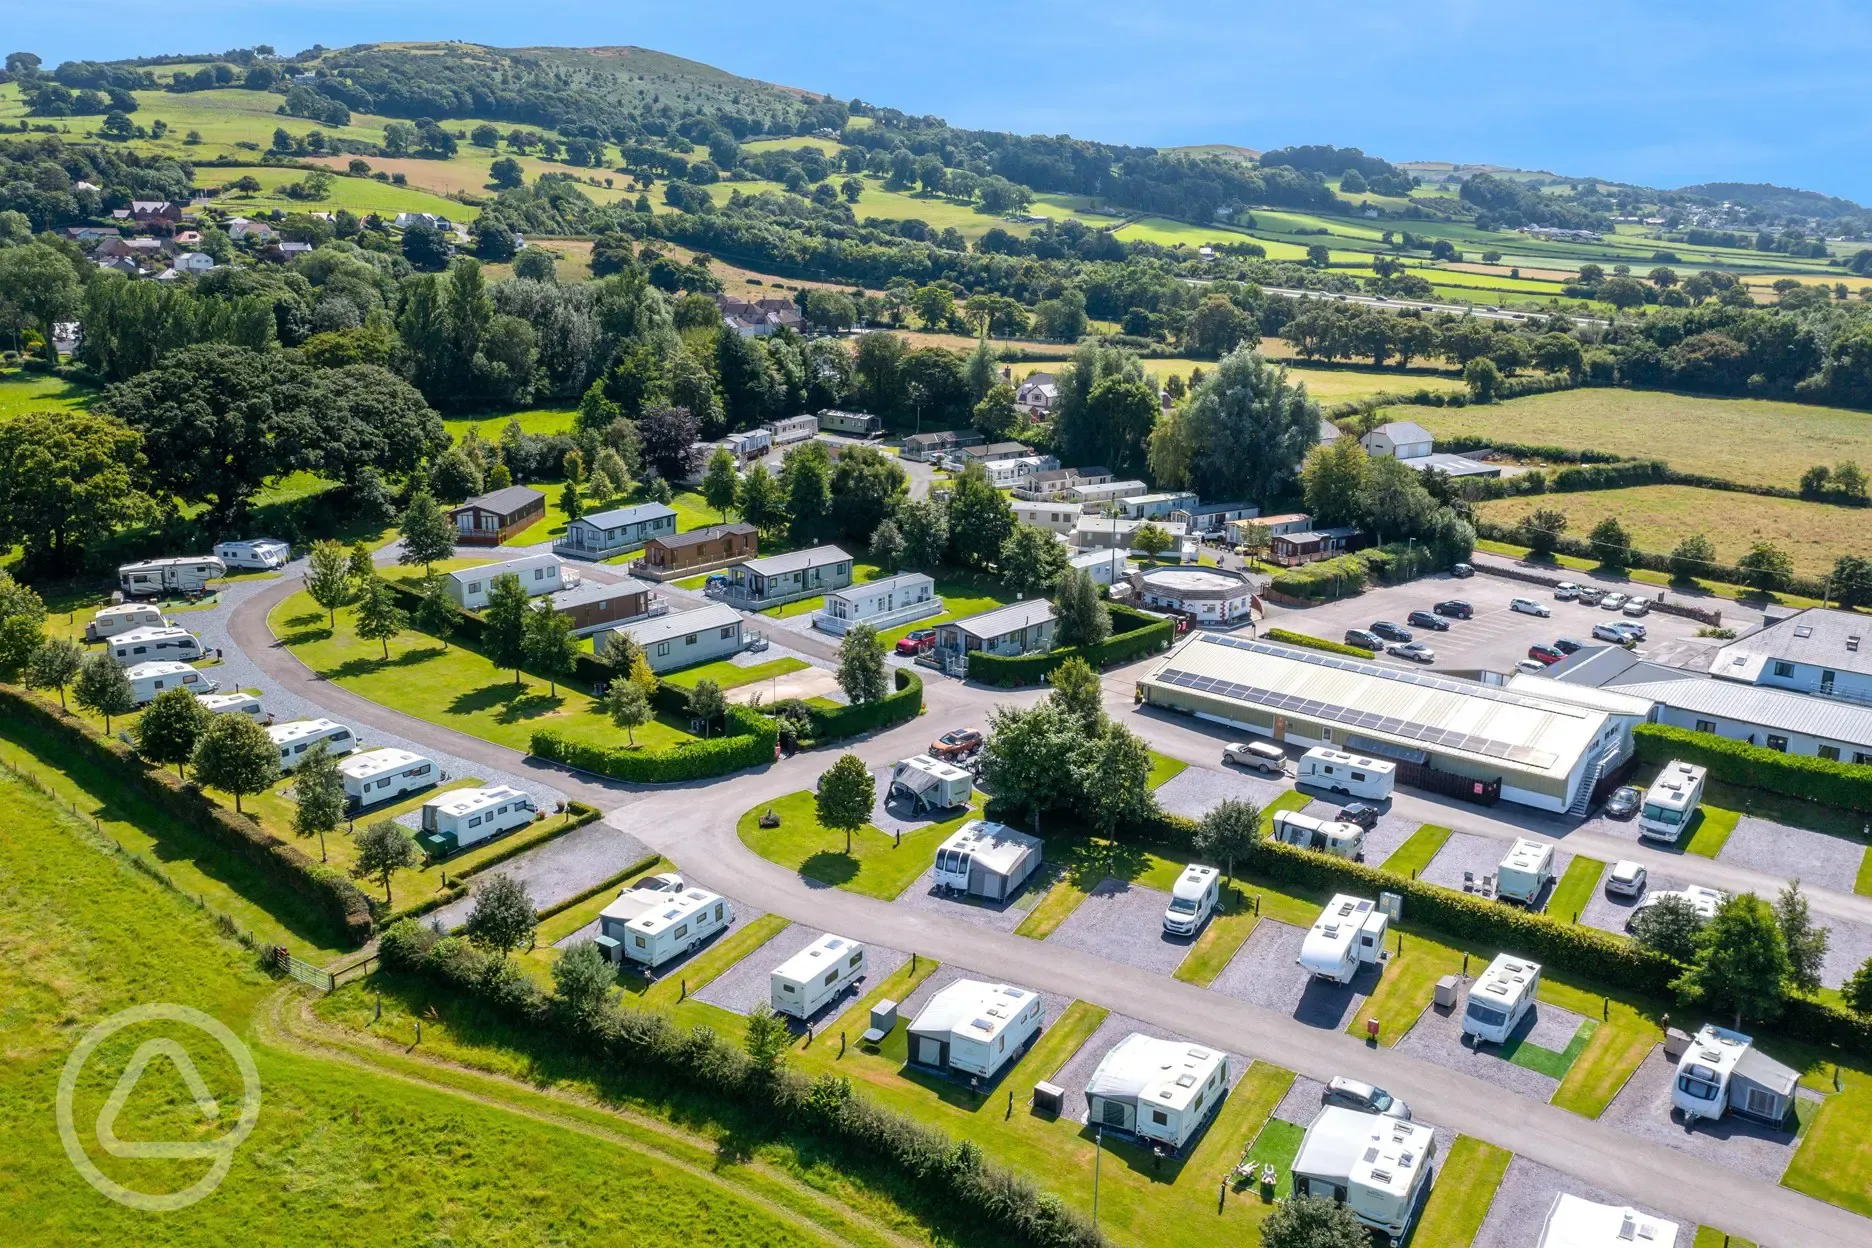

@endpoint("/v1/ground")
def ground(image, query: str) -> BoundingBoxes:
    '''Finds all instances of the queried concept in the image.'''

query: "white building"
[553,503,677,560]
[1070,515,1190,553]
[1069,547,1128,588]
[1128,565,1257,624]
[1708,608,1872,704]
[905,979,1044,1079]
[1012,500,1082,535]
[933,600,1057,664]
[605,602,743,672]
[813,571,941,636]
[1360,420,1434,460]
[1116,491,1199,521]
[444,554,571,610]
[763,414,819,445]
[1083,1034,1230,1153]
[1537,1195,1679,1248]
[1175,501,1258,534]
[983,455,1060,490]
[1292,1107,1438,1244]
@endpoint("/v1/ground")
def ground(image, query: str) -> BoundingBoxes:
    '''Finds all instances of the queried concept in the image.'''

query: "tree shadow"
[283,611,327,628]
[277,625,335,647]
[445,682,566,724]
[329,645,447,680]
[800,850,860,888]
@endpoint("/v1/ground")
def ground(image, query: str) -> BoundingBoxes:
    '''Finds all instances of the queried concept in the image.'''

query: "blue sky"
[17,1,1872,203]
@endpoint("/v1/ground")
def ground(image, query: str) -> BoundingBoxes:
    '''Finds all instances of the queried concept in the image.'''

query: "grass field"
[1547,855,1606,924]
[442,404,580,440]
[201,164,476,221]
[1411,1135,1511,1244]
[0,371,96,418]
[1785,1063,1872,1217]
[664,656,809,691]
[737,790,981,900]
[1477,485,1872,580]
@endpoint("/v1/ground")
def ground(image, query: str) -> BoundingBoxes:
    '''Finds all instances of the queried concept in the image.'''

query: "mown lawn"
[1681,803,1742,857]
[1544,979,1661,1118]
[1147,750,1188,789]
[1411,1136,1511,1243]
[737,790,980,901]
[1547,854,1606,923]
[1381,823,1453,876]
[443,404,578,441]
[1785,1063,1872,1218]
[0,370,95,419]
[664,656,808,691]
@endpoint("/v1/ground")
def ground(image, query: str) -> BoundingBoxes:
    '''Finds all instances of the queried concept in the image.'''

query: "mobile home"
[723,428,772,460]
[1269,809,1366,861]
[1084,1034,1230,1153]
[1671,1024,1798,1128]
[1537,1194,1680,1248]
[196,691,261,719]
[1299,894,1390,984]
[85,603,164,642]
[126,661,215,706]
[815,409,883,437]
[598,885,733,969]
[1462,953,1541,1046]
[1495,838,1555,905]
[417,785,537,855]
[212,538,291,570]
[444,554,569,611]
[905,979,1043,1079]
[1296,748,1396,800]
[1639,760,1707,844]
[337,748,437,811]
[118,556,225,597]
[109,626,206,665]
[889,755,974,812]
[1162,864,1220,937]
[769,933,867,1020]
[267,719,357,772]
[1292,1108,1438,1246]
[763,414,819,446]
[932,820,1043,901]
[812,571,940,636]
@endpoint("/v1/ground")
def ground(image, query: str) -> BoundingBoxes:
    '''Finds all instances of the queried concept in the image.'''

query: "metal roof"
[446,553,558,584]
[826,571,932,602]
[1503,671,1658,718]
[616,602,742,647]
[452,485,543,516]
[740,544,853,577]
[574,502,676,530]
[1613,675,1872,750]
[551,577,650,610]
[1711,608,1872,682]
[945,599,1057,641]
[652,522,755,550]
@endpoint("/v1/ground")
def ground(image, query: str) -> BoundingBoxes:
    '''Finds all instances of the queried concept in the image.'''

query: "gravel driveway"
[1155,766,1291,819]
[1392,985,1583,1104]
[430,826,650,930]
[1576,869,1696,937]
[1044,878,1194,977]
[1298,801,1420,867]
[894,867,1044,931]
[1471,1155,1679,1248]
[1717,815,1866,894]
[1819,916,1872,990]
[1208,920,1374,1030]
[694,923,909,1021]
[1599,1048,1801,1181]
[1419,831,1571,912]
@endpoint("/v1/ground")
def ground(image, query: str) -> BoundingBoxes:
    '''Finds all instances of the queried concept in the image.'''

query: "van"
[85,603,165,642]
[108,626,206,665]
[266,719,357,772]
[1462,953,1540,1046]
[1495,838,1555,906]
[1296,748,1396,801]
[1162,864,1220,936]
[1270,809,1366,861]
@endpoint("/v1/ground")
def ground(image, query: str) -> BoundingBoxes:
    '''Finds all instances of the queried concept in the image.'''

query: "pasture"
[0,372,95,419]
[202,164,475,220]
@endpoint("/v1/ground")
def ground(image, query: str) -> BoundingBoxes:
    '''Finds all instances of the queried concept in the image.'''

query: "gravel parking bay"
[1045,878,1194,976]
[1208,920,1375,1030]
[1299,801,1419,865]
[1576,869,1696,938]
[1155,765,1291,819]
[1471,1155,1678,1248]
[435,827,652,931]
[1393,984,1586,1103]
[894,867,1043,932]
[695,923,909,1021]
[1419,831,1571,912]
[1717,815,1866,895]
[1599,1048,1802,1182]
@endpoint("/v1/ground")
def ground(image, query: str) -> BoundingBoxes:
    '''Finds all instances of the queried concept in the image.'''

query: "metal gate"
[273,946,334,991]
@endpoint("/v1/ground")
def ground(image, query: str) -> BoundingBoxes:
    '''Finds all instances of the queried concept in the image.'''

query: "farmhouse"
[636,522,758,579]
[934,600,1057,662]
[1015,372,1057,414]
[449,486,546,546]
[1083,1034,1230,1153]
[553,502,677,560]
[813,571,940,635]
[443,554,569,610]
[905,980,1044,1080]
[602,602,743,671]
[721,545,854,607]
[550,577,664,636]
[1128,565,1257,624]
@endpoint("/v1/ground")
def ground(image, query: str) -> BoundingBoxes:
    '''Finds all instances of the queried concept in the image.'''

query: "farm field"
[201,164,476,221]
[1414,388,1872,490]
[1476,485,1872,579]
[0,371,96,419]
[311,151,640,205]
[443,404,579,440]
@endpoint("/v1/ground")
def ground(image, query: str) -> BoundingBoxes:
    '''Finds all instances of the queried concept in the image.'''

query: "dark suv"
[1337,803,1382,831]
[1406,610,1450,632]
[1433,599,1473,619]
[1370,621,1413,643]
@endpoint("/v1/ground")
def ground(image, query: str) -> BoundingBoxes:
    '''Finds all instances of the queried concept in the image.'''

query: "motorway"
[1255,284,1609,329]
[223,572,1870,1248]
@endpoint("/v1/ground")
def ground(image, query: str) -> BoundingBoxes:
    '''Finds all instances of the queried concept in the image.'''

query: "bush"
[1264,628,1374,658]
[532,703,778,782]
[1634,723,1872,814]
[803,667,922,740]
[1270,553,1368,601]
[966,604,1172,686]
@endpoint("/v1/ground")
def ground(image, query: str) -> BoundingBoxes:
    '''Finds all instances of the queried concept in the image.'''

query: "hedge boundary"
[1635,723,1872,815]
[967,604,1174,686]
[1264,628,1375,659]
[805,667,923,740]
[1471,517,1825,601]
[532,703,778,783]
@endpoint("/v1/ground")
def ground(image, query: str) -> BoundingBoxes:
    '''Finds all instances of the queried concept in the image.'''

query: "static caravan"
[267,719,357,772]
[85,603,164,642]
[108,626,206,665]
[1084,1034,1230,1153]
[1269,809,1366,862]
[905,979,1044,1079]
[889,755,974,812]
[417,785,537,856]
[599,886,734,969]
[723,428,772,460]
[1495,838,1555,905]
[212,538,291,570]
[763,414,819,446]
[126,661,216,706]
[1671,1025,1799,1127]
[1162,864,1220,937]
[1296,748,1396,800]
[815,409,883,437]
[1639,760,1707,844]
[118,556,226,597]
[1292,1108,1438,1246]
[1299,894,1389,984]
[196,691,261,719]
[1462,953,1541,1046]
[769,933,867,1020]
[337,748,437,812]
[444,554,568,611]
[932,820,1043,901]
[1537,1194,1680,1248]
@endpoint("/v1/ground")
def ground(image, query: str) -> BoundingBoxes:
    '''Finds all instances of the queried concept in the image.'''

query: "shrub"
[532,704,778,782]
[1264,628,1374,658]
[966,604,1172,686]
[803,667,922,740]
[1634,723,1872,813]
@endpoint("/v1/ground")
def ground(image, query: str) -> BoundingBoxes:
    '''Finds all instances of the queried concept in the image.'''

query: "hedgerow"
[532,704,778,782]
[1635,723,1872,814]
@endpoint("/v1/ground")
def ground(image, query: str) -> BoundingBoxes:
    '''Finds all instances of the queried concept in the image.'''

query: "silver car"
[1606,860,1648,898]
[1509,597,1551,618]
[1321,1075,1412,1120]
[1223,740,1287,775]
[1600,592,1629,611]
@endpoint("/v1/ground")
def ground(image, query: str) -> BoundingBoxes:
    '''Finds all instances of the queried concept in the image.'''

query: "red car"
[929,728,984,760]
[1527,643,1565,665]
[895,627,938,656]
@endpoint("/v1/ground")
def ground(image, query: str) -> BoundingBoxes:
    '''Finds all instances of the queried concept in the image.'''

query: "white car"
[1509,598,1551,618]
[1553,582,1581,600]
[1514,659,1547,674]
[1600,592,1629,611]
[1606,860,1647,898]
[1592,622,1636,645]
[1622,598,1652,617]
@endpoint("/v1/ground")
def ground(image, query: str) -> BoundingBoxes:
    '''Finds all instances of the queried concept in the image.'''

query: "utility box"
[863,998,899,1045]
[1663,1027,1693,1061]
[1379,891,1404,922]
[1434,975,1460,1010]
[1033,1081,1065,1117]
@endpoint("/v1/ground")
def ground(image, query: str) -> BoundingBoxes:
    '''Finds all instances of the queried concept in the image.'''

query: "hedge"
[1471,518,1829,601]
[384,580,616,689]
[806,667,923,740]
[1634,723,1872,814]
[0,683,376,946]
[532,703,779,783]
[1264,628,1375,659]
[966,604,1174,686]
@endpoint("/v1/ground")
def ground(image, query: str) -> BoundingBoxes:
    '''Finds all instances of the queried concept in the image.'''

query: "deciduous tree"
[815,752,876,854]
[1053,566,1110,649]
[687,678,726,737]
[191,711,281,813]
[0,411,150,571]
[354,576,408,659]
[999,523,1070,597]
[523,600,578,696]
[701,447,739,520]
[1046,655,1104,731]
[1195,798,1262,885]
[24,637,83,708]
[304,539,354,627]
[836,623,888,705]
[137,686,213,777]
[1774,879,1829,997]
[352,818,420,904]
[397,486,456,574]
[482,574,533,689]
[73,651,134,733]
[1674,893,1791,1027]
[602,679,651,745]
[464,873,537,955]
[292,740,347,861]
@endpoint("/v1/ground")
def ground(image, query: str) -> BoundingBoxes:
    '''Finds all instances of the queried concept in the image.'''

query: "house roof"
[452,485,544,516]
[616,602,742,647]
[651,522,756,551]
[827,571,932,602]
[1710,608,1872,682]
[740,544,852,578]
[574,502,676,530]
[551,577,650,610]
[947,599,1057,640]
[1318,419,1342,443]
[1612,675,1872,751]
[1367,420,1434,444]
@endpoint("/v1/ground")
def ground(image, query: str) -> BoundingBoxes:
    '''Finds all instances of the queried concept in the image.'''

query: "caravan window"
[468,582,482,594]
[674,923,689,938]
[1352,771,1366,782]
[823,969,838,986]
[469,815,483,827]
[1464,1001,1508,1029]
[633,935,646,948]
[1150,1109,1168,1126]
[713,904,724,921]
[848,952,862,968]
[1745,1087,1778,1117]
[1676,1071,1720,1102]
[782,983,796,994]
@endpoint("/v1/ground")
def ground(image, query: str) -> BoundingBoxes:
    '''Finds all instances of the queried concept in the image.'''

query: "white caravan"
[1162,864,1220,936]
[1296,747,1396,800]
[1083,1034,1230,1153]
[109,626,206,665]
[1292,1107,1438,1246]
[85,603,165,642]
[1537,1194,1680,1248]
[126,661,216,706]
[1495,838,1555,905]
[266,719,356,772]
[1671,1024,1799,1127]
[1640,760,1707,843]
[599,886,733,969]
[212,538,292,570]
[1634,884,1726,924]
[905,979,1043,1079]
[196,691,262,719]
[1269,809,1366,861]
[889,755,974,812]
[1299,894,1390,984]
[932,820,1043,901]
[118,556,225,596]
[337,748,437,811]
[1462,953,1541,1046]
[769,933,867,1020]
[418,785,536,855]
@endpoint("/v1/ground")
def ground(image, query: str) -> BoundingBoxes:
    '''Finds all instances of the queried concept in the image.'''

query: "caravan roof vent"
[1398,1150,1416,1169]
[1175,1073,1197,1088]
[1618,1213,1637,1240]
[1795,625,1813,638]
[1849,636,1862,652]
[1362,1147,1379,1164]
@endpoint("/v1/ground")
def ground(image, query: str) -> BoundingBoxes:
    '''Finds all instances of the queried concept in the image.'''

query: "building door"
[1273,715,1287,742]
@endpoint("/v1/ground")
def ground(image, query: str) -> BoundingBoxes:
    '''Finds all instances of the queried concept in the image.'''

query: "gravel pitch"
[1599,1047,1801,1181]
[1471,1155,1679,1248]
[1576,869,1695,937]
[1269,1075,1329,1128]
[1044,878,1194,977]
[1155,766,1291,820]
[694,923,909,1021]
[893,866,1043,931]
[1718,815,1865,895]
[1819,916,1872,990]
[1046,1012,1248,1130]
[431,826,651,931]
[1299,801,1420,866]
[1392,984,1578,1103]
[1568,809,1648,847]
[1419,831,1571,912]
[1208,920,1375,1030]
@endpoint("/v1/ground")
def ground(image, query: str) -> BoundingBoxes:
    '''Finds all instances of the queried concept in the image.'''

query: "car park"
[1554,582,1581,600]
[1223,740,1288,774]
[1387,641,1435,663]
[1600,592,1629,611]
[1370,621,1413,642]
[1320,1075,1411,1120]
[1509,597,1551,617]
[1433,599,1472,619]
[1604,786,1642,819]
[928,728,984,760]
[1344,628,1383,650]
[1592,622,1637,645]
[1527,643,1564,665]
[1337,803,1381,832]
[1406,610,1450,632]
[1450,563,1474,578]
[1623,598,1652,617]
[1553,637,1585,655]
[895,627,938,656]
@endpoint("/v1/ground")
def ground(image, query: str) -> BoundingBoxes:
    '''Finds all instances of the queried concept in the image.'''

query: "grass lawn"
[1858,847,1872,897]
[1283,365,1466,403]
[1381,823,1453,876]
[873,570,1018,648]
[1012,833,1195,940]
[1693,1230,1757,1248]
[1501,1018,1599,1079]
[443,404,579,441]
[1784,1063,1872,1217]
[1345,938,1457,1047]
[0,370,95,419]
[737,790,981,901]
[1681,803,1742,858]
[1147,750,1188,789]
[663,656,808,691]
[1547,855,1606,924]
[203,163,474,221]
[1411,1135,1511,1244]
[1543,978,1661,1118]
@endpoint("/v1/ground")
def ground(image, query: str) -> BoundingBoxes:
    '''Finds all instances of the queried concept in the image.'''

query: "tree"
[1674,893,1791,1027]
[688,678,726,737]
[553,940,614,1027]
[1361,457,1435,546]
[828,445,908,543]
[1186,295,1250,359]
[736,463,785,533]
[402,220,451,271]
[190,712,280,813]
[870,518,906,573]
[428,446,484,502]
[944,461,1014,569]
[0,570,44,678]
[351,818,420,904]
[602,679,651,746]
[1072,720,1155,839]
[0,411,150,571]
[1845,957,1872,1017]
[489,156,524,189]
[1587,516,1632,569]
[972,383,1020,441]
[896,498,949,571]
[999,524,1070,598]
[1046,655,1104,731]
[1195,798,1262,886]
[784,449,833,543]
[304,539,354,627]
[1630,893,1707,965]
[1053,567,1110,649]
[464,873,538,956]
[0,242,81,363]
[1132,522,1174,561]
[482,574,533,689]
[1259,1193,1370,1248]
[836,624,889,705]
[815,752,876,854]
[701,448,739,520]
[353,576,408,659]
[979,702,1075,832]
[397,486,456,574]
[1774,880,1829,997]
[413,574,459,648]
[1463,356,1502,403]
[137,687,212,777]
[1169,344,1318,504]
[292,740,347,861]
[1300,437,1371,528]
[24,637,83,709]
[1736,541,1795,594]
[743,1003,791,1077]
[73,652,135,733]
[523,601,578,696]
[1520,507,1568,557]
[513,247,557,282]
[1668,532,1717,581]
[638,405,702,482]
[558,479,585,524]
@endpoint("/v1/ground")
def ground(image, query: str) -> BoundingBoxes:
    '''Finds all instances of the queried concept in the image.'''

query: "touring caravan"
[85,603,164,642]
[108,626,206,665]
[599,885,733,969]
[889,755,974,813]
[932,820,1043,901]
[126,661,215,706]
[1083,1034,1230,1154]
[118,556,225,597]
[417,785,537,856]
[1292,1107,1439,1246]
[1462,953,1541,1046]
[1640,760,1707,844]
[1269,809,1366,861]
[1296,748,1396,800]
[337,748,437,811]
[267,719,356,772]
[196,691,262,719]
[905,979,1044,1080]
[212,538,292,570]
[1162,864,1220,936]
[1495,838,1555,905]
[1299,894,1390,984]
[1537,1194,1679,1248]
[769,933,867,1020]
[1671,1025,1799,1128]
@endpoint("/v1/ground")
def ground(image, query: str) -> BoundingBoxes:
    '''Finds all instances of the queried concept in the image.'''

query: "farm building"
[443,554,569,610]
[720,545,854,607]
[1083,1034,1230,1153]
[553,502,677,560]
[1360,419,1501,479]
[813,572,940,635]
[1128,565,1257,624]
[636,523,758,579]
[934,600,1057,664]
[602,602,743,671]
[550,577,664,637]
[905,980,1044,1080]
[449,486,546,546]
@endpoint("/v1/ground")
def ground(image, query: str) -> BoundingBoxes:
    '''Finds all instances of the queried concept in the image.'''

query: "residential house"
[1015,372,1057,415]
[448,486,546,546]
[393,211,454,232]
[130,200,183,224]
[1116,491,1199,522]
[443,554,569,610]
[551,577,664,637]
[263,241,314,262]
[934,600,1057,664]
[606,602,743,671]
[95,256,142,278]
[1011,500,1081,535]
[172,251,216,275]
[554,502,677,561]
[721,545,854,607]
[715,293,804,337]
[225,218,277,242]
[1227,512,1312,547]
[813,572,941,635]
[65,226,117,243]
[1317,418,1342,447]
[636,523,758,580]
[1708,608,1872,704]
[1269,526,1365,566]
[95,237,166,263]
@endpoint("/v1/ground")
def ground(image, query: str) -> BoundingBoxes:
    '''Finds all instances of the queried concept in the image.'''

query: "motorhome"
[598,886,733,969]
[769,933,867,1020]
[1299,894,1390,984]
[1269,809,1366,861]
[118,556,225,597]
[417,785,537,855]
[889,755,974,812]
[337,748,437,811]
[1083,1034,1230,1153]
[108,626,206,665]
[932,820,1043,901]
[1292,1107,1438,1246]
[1495,838,1556,905]
[266,719,357,772]
[1162,864,1220,936]
[1639,760,1708,843]
[212,538,292,570]
[85,603,164,642]
[1462,953,1541,1046]
[1536,1194,1680,1248]
[1296,748,1396,800]
[126,661,215,706]
[905,979,1044,1080]
[1670,1025,1799,1128]
[196,691,262,719]
[1634,884,1726,923]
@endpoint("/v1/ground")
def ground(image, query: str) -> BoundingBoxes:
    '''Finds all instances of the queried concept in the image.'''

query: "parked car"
[1406,610,1450,632]
[1553,637,1585,655]
[1606,860,1648,898]
[1527,643,1564,665]
[1554,582,1581,600]
[1321,1076,1411,1120]
[1576,586,1606,606]
[1623,598,1652,617]
[1338,803,1382,832]
[1592,622,1637,645]
[1433,599,1473,619]
[1615,620,1647,641]
[1370,620,1413,642]
[1388,641,1435,663]
[928,728,984,760]
[1344,628,1384,651]
[1600,592,1629,611]
[1514,659,1547,674]
[1604,786,1643,819]
[1450,563,1474,578]
[895,627,938,656]
[1510,597,1551,618]
[1223,741,1287,775]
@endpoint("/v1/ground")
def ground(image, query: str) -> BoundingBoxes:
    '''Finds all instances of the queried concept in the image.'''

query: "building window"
[1766,735,1788,753]
[720,626,735,640]
[1819,745,1841,762]
[655,641,670,657]
[1856,753,1872,766]
[1694,720,1716,734]
[685,633,697,645]
[1772,661,1795,678]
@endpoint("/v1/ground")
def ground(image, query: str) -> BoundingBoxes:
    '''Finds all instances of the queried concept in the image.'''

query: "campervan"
[769,933,867,1019]
[933,820,1042,901]
[196,691,262,719]
[337,748,437,811]
[1639,760,1707,844]
[1670,1024,1799,1127]
[418,785,536,855]
[1292,1108,1438,1246]
[1461,953,1541,1046]
[212,538,292,570]
[1269,809,1366,861]
[108,626,206,665]
[1495,838,1555,905]
[1296,748,1396,800]
[85,603,164,642]
[1299,894,1389,984]
[118,556,225,597]
[266,719,356,772]
[889,755,974,812]
[126,661,215,706]
[599,886,734,969]
[1162,864,1220,936]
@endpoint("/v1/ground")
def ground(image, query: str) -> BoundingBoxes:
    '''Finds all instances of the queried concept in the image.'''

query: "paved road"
[1258,285,1609,329]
